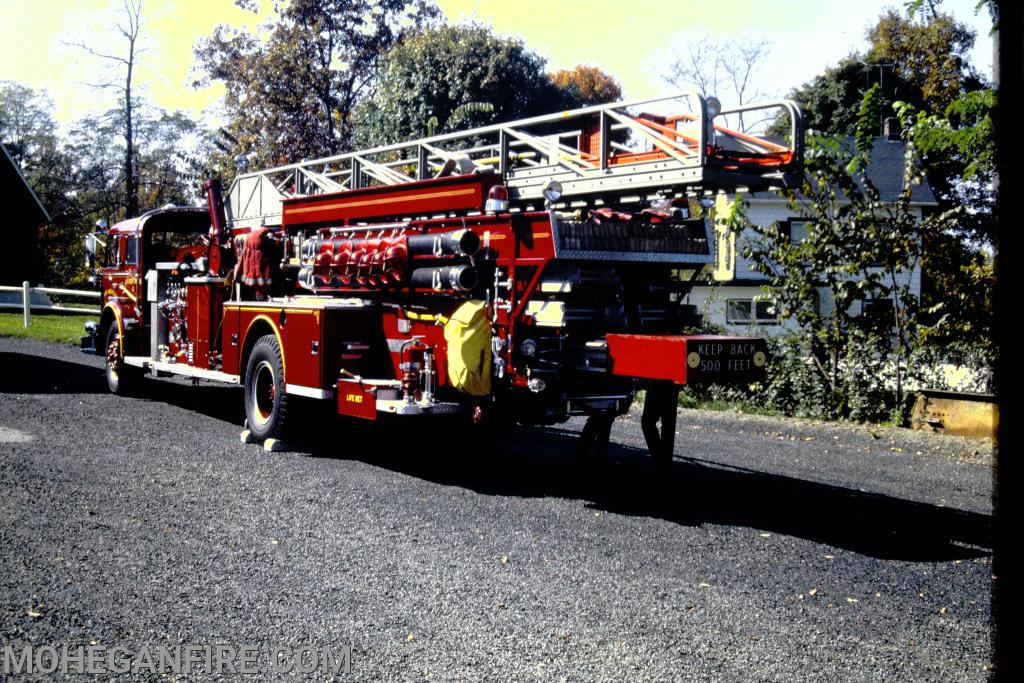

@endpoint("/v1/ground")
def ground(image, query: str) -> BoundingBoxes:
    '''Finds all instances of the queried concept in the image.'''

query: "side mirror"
[84,232,106,271]
[84,233,96,269]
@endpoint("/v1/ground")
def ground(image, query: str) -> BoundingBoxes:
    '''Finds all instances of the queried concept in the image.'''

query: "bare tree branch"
[72,0,144,217]
[663,35,773,132]
[63,41,131,66]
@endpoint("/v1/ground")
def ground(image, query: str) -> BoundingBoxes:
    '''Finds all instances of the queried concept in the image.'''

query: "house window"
[860,298,893,316]
[726,298,779,324]
[787,219,811,243]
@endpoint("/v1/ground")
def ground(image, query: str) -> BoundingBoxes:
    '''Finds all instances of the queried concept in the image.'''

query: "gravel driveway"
[1,336,993,680]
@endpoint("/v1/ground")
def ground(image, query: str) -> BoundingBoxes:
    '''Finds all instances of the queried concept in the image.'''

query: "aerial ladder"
[224,92,803,230]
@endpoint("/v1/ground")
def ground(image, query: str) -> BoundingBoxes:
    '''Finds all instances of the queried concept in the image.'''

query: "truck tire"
[105,324,139,395]
[244,334,290,441]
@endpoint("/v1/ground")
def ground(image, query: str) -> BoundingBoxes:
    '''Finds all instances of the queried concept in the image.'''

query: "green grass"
[0,313,97,345]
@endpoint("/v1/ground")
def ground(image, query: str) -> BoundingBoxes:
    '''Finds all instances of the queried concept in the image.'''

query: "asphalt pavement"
[0,336,994,681]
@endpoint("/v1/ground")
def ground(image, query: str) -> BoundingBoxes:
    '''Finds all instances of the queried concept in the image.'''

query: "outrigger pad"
[606,334,767,385]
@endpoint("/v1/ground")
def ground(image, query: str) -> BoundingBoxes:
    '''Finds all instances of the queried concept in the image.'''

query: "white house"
[686,135,938,336]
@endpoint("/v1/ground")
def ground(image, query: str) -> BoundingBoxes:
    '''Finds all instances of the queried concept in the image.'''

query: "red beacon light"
[485,184,509,213]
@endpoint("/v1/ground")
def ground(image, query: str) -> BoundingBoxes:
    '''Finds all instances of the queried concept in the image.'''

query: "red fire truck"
[83,92,802,456]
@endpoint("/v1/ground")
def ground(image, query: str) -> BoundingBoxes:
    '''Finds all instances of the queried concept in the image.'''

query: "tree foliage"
[779,10,984,138]
[194,0,439,169]
[549,64,623,108]
[764,6,996,382]
[867,9,983,115]
[354,23,569,148]
[0,81,56,167]
[899,92,995,351]
[771,56,869,138]
[908,88,995,243]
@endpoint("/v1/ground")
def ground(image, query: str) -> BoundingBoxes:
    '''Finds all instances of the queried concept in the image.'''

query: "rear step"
[124,356,239,384]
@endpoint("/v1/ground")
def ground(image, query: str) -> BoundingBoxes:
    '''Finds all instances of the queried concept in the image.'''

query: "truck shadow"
[137,377,247,424]
[3,352,989,564]
[0,352,106,394]
[300,417,992,563]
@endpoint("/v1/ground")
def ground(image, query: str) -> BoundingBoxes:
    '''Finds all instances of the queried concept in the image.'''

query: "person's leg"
[655,385,680,468]
[593,413,614,462]
[575,414,598,460]
[641,386,663,457]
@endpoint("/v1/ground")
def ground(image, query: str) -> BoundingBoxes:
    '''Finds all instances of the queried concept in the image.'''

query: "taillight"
[485,184,509,213]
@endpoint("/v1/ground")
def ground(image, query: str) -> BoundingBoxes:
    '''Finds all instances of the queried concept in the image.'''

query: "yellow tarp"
[443,300,492,396]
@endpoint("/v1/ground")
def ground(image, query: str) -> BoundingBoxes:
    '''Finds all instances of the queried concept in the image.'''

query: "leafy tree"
[904,0,998,27]
[899,91,995,354]
[425,102,494,138]
[1,82,91,284]
[0,81,57,166]
[908,88,995,243]
[771,6,996,362]
[550,64,623,108]
[777,9,984,137]
[194,0,440,169]
[867,9,984,115]
[2,80,210,284]
[354,23,564,148]
[737,85,962,419]
[769,56,871,137]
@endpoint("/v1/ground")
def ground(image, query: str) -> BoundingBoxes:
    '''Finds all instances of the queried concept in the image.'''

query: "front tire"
[105,324,139,395]
[244,334,290,441]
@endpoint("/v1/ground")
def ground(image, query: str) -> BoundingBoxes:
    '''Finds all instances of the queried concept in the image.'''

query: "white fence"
[0,281,100,326]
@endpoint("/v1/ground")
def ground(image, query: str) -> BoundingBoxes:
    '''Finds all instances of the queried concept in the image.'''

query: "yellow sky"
[0,0,993,128]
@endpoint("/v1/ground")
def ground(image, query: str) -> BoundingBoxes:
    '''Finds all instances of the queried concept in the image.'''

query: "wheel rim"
[106,333,121,382]
[250,360,276,426]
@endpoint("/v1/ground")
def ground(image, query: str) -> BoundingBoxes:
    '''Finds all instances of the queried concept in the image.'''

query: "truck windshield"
[146,229,208,266]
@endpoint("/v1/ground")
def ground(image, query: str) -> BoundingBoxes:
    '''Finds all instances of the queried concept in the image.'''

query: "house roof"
[1,142,50,224]
[860,137,936,204]
[742,136,936,205]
